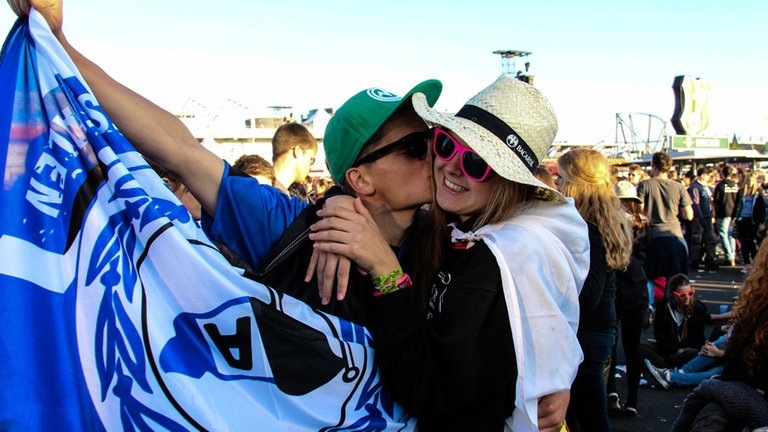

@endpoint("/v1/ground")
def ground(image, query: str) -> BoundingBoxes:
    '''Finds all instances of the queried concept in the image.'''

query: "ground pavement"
[608,263,746,432]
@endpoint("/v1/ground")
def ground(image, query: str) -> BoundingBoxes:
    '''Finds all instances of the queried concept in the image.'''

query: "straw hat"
[412,74,564,201]
[615,180,642,203]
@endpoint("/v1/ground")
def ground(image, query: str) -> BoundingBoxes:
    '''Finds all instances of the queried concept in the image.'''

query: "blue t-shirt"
[201,163,308,269]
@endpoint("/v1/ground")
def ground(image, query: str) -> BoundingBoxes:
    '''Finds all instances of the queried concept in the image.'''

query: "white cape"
[452,198,589,431]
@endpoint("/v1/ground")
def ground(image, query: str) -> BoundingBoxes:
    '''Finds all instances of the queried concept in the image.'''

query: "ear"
[344,167,375,197]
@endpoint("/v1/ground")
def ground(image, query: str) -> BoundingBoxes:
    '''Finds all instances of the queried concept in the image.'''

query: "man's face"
[356,109,432,210]
[628,171,642,185]
[296,146,317,181]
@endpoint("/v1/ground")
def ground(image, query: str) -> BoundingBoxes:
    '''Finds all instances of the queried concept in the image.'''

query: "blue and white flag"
[0,10,413,431]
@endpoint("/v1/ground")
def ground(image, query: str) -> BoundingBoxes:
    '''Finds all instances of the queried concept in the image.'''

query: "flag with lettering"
[0,10,412,431]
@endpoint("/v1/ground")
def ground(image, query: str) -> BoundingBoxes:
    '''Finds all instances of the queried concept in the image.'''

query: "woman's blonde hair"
[741,171,761,196]
[557,149,632,270]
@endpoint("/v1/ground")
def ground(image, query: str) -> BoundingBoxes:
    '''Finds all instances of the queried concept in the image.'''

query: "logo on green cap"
[366,88,401,102]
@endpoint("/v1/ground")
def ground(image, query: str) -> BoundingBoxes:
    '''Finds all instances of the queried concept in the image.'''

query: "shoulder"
[693,300,709,316]
[480,202,590,278]
[453,240,499,272]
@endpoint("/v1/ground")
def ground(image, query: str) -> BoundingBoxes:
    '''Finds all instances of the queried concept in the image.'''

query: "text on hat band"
[455,105,538,173]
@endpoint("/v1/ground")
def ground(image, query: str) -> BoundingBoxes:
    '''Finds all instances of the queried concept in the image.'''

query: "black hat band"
[455,104,538,173]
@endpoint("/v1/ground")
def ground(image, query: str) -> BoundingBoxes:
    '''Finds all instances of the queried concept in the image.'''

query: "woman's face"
[671,283,695,308]
[433,131,497,223]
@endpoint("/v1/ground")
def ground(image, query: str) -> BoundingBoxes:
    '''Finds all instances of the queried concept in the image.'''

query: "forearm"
[681,205,694,221]
[56,34,224,214]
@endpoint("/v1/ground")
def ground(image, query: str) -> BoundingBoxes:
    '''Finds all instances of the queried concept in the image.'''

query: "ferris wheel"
[615,112,670,159]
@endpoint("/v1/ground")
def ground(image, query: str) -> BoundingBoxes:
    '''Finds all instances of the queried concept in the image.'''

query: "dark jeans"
[639,342,698,369]
[688,218,717,268]
[735,218,759,265]
[644,236,689,280]
[567,327,617,432]
[607,308,645,409]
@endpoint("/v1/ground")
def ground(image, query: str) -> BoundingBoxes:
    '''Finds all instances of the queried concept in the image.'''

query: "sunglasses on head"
[351,130,430,167]
[432,127,492,182]
[672,288,696,299]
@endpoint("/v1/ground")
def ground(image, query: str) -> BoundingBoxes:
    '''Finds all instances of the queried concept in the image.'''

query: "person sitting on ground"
[640,274,712,369]
[644,333,728,390]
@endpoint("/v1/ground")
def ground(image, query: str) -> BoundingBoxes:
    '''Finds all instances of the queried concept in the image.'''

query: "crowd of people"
[606,157,768,430]
[8,0,768,431]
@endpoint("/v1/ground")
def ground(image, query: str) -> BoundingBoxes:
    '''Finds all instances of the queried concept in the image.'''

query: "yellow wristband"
[372,267,403,295]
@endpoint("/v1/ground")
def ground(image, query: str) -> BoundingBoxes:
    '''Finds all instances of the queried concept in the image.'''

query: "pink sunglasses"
[432,127,492,182]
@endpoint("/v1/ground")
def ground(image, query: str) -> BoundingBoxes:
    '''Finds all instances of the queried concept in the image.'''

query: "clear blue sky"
[1,0,766,143]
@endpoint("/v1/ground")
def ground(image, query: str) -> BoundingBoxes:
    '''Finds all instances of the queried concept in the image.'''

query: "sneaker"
[607,392,621,411]
[643,359,670,389]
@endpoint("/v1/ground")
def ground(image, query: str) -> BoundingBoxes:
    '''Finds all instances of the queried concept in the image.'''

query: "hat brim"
[412,92,566,202]
[620,196,643,203]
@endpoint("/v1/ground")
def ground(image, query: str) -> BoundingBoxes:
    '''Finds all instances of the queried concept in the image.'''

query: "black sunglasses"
[351,130,431,167]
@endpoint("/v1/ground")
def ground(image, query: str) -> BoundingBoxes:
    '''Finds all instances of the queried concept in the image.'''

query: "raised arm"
[10,0,224,217]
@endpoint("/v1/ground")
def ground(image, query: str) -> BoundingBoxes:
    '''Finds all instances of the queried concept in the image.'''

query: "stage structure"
[494,50,533,85]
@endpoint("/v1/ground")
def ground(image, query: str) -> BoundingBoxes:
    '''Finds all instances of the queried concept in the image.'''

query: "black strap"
[455,104,538,173]
[252,205,320,281]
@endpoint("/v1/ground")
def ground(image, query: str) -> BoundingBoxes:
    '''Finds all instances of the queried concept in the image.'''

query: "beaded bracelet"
[372,267,412,296]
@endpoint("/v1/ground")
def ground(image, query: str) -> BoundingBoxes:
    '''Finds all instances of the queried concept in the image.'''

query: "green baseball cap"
[323,79,442,184]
